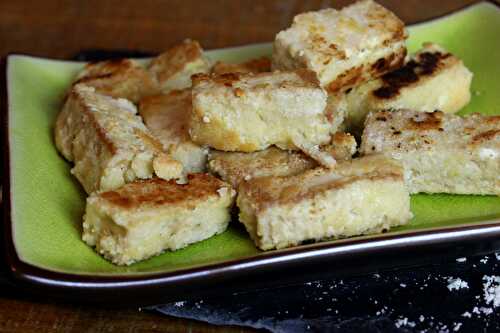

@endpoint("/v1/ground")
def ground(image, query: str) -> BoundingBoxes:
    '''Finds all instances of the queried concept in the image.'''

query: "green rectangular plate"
[3,1,500,303]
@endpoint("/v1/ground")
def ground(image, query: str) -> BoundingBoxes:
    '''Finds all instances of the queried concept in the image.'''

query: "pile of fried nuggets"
[54,0,498,265]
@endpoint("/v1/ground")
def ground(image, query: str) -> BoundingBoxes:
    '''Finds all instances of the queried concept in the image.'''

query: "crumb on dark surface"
[154,253,500,333]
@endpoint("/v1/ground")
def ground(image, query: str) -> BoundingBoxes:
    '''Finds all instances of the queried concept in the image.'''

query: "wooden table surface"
[0,0,483,332]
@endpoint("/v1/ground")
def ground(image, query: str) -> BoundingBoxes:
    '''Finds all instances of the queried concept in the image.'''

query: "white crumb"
[174,301,185,307]
[202,116,211,123]
[453,322,462,331]
[461,311,471,318]
[395,318,416,328]
[455,257,467,263]
[482,275,500,307]
[447,278,469,291]
[480,307,493,315]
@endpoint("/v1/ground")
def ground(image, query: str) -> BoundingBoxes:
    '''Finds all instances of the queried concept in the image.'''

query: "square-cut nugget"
[344,43,473,132]
[139,90,209,174]
[361,110,500,195]
[237,155,412,250]
[190,70,337,152]
[82,175,236,265]
[55,84,183,193]
[73,59,159,103]
[148,39,212,92]
[211,57,271,75]
[273,0,408,92]
[208,132,357,188]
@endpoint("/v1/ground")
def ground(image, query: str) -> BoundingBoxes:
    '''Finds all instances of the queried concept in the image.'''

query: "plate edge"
[3,1,500,298]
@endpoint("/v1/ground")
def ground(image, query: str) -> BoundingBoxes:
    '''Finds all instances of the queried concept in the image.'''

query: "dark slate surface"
[152,253,500,332]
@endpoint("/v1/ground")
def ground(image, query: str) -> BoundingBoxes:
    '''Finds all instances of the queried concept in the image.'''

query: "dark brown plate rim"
[2,0,500,305]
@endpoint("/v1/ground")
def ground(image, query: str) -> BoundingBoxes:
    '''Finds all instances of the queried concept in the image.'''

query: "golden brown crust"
[133,128,164,153]
[74,59,159,103]
[326,47,406,93]
[148,40,204,83]
[71,87,117,154]
[294,68,322,87]
[272,172,402,205]
[486,115,500,124]
[362,110,500,153]
[56,84,184,193]
[100,174,228,209]
[69,86,166,156]
[372,50,453,99]
[208,133,356,188]
[138,89,193,145]
[406,110,443,131]
[472,129,500,144]
[211,57,271,75]
[239,155,404,212]
[273,0,408,92]
[208,147,317,188]
[364,0,407,36]
[326,132,357,160]
[370,48,407,76]
[193,69,320,89]
[191,72,240,86]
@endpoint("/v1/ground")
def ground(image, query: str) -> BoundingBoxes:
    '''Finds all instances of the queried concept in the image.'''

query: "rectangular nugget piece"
[73,59,160,103]
[211,57,271,75]
[273,0,407,93]
[237,155,412,250]
[360,110,500,195]
[208,132,357,188]
[344,43,473,132]
[148,39,212,92]
[55,84,183,193]
[139,89,209,174]
[83,175,236,265]
[190,70,337,152]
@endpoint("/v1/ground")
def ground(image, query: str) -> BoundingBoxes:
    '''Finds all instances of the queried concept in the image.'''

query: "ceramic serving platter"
[3,1,500,305]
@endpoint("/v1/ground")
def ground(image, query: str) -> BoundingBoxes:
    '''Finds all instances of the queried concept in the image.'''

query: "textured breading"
[209,148,315,189]
[272,0,407,92]
[344,43,473,132]
[73,59,159,103]
[55,84,183,194]
[82,175,236,265]
[360,110,500,195]
[208,132,357,188]
[148,39,212,92]
[211,57,271,75]
[139,90,209,174]
[189,70,341,152]
[237,155,412,250]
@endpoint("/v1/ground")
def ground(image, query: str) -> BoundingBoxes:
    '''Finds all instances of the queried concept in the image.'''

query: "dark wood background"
[0,0,485,332]
[0,0,482,59]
